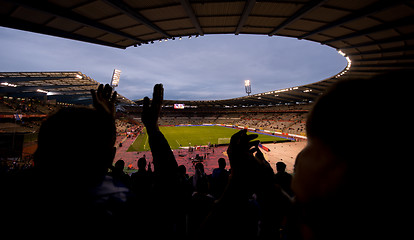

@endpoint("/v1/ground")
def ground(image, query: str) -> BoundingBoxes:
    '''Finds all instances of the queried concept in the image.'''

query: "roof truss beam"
[269,0,327,36]
[5,0,144,44]
[341,32,414,49]
[101,0,171,39]
[0,15,125,49]
[323,15,414,44]
[352,62,414,68]
[354,54,414,62]
[235,0,256,35]
[299,0,405,39]
[347,45,414,56]
[179,0,204,36]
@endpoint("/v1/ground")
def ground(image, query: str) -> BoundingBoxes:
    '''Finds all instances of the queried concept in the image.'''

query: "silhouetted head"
[34,107,116,186]
[195,162,204,174]
[275,162,286,173]
[194,163,208,193]
[292,71,410,239]
[137,157,147,170]
[114,160,125,171]
[178,164,187,176]
[218,158,226,169]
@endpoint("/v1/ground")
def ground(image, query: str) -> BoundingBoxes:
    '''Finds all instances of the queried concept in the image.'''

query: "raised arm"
[141,84,177,176]
[200,129,289,238]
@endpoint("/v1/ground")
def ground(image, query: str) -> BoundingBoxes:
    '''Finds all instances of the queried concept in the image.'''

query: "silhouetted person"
[274,161,293,197]
[131,157,153,196]
[191,162,208,191]
[200,130,289,239]
[177,164,191,201]
[0,84,131,236]
[291,71,411,240]
[210,157,230,198]
[189,162,215,236]
[176,164,193,236]
[110,159,131,188]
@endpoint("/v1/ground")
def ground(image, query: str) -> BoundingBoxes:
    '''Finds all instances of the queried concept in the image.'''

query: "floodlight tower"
[245,80,251,96]
[111,69,121,90]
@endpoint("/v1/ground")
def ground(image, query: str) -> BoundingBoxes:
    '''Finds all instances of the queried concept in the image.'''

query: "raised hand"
[91,84,117,117]
[227,129,259,171]
[142,84,163,131]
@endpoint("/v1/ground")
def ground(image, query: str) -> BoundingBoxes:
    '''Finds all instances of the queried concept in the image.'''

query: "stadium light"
[36,89,48,94]
[111,69,121,88]
[1,82,17,87]
[245,80,251,96]
[335,50,352,78]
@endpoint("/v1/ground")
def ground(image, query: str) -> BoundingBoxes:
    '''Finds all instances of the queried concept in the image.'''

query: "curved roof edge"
[1,0,413,106]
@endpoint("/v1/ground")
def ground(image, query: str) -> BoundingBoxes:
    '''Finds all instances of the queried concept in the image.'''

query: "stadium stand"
[125,104,310,136]
[0,0,413,238]
[0,71,134,105]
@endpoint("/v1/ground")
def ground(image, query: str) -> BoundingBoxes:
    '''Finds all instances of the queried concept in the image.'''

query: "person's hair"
[177,164,186,175]
[275,162,286,172]
[307,71,408,162]
[34,107,116,183]
[138,157,147,169]
[115,159,125,169]
[303,71,410,238]
[218,158,226,169]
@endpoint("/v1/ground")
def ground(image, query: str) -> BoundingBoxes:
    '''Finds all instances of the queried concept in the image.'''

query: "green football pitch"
[127,125,291,152]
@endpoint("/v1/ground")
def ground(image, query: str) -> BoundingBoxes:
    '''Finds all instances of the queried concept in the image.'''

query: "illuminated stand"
[111,69,121,89]
[245,79,251,96]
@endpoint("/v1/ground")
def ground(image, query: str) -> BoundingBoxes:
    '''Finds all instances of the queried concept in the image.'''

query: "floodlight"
[111,69,121,88]
[245,80,251,96]
[1,82,17,87]
[36,89,48,94]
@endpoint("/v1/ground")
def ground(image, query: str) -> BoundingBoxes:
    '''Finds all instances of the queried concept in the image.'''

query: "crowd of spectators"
[0,97,56,115]
[0,70,410,239]
[157,111,307,135]
[115,118,142,137]
[0,97,59,134]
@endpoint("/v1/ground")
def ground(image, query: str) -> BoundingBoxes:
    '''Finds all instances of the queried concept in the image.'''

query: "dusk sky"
[0,26,346,101]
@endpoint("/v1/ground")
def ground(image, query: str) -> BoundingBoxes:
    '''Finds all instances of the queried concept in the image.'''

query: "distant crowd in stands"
[115,118,142,137]
[156,111,308,135]
[0,70,410,239]
[0,97,58,134]
[0,97,56,115]
[1,94,308,137]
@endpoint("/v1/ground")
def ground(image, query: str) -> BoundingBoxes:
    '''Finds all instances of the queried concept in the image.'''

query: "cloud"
[0,27,346,101]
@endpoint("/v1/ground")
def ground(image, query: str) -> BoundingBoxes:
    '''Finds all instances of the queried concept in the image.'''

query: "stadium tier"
[0,72,134,105]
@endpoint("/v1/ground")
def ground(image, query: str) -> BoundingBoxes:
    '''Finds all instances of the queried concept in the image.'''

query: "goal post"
[217,138,231,145]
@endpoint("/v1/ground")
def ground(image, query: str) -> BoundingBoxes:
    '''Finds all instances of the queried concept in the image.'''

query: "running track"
[114,135,230,175]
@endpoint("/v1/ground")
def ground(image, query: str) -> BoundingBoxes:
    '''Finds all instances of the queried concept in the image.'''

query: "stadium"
[0,0,413,238]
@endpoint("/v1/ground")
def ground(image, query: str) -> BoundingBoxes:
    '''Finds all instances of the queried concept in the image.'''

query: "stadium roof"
[0,71,134,105]
[1,0,413,106]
